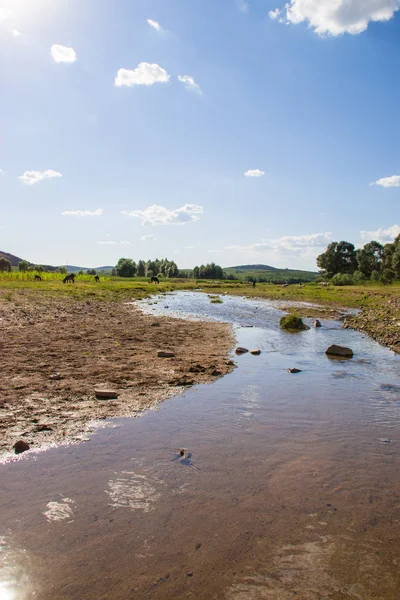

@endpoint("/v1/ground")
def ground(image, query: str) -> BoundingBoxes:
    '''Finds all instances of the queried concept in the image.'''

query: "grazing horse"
[151,276,159,284]
[34,275,42,281]
[63,273,75,284]
[94,275,100,283]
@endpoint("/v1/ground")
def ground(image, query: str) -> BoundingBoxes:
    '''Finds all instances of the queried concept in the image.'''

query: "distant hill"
[224,264,318,283]
[0,250,24,267]
[226,264,278,271]
[0,251,114,273]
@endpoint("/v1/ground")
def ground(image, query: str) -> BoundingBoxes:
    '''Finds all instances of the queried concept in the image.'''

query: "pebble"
[157,351,175,358]
[95,389,119,399]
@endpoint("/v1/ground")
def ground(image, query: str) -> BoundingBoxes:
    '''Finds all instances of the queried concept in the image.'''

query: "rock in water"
[13,440,30,454]
[235,347,249,355]
[95,389,120,399]
[157,351,175,358]
[314,319,322,328]
[287,368,302,374]
[250,349,261,355]
[325,345,353,358]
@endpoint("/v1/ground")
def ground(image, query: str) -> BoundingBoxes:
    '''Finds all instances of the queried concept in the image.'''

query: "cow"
[63,273,75,284]
[94,275,100,283]
[34,275,42,281]
[151,276,160,284]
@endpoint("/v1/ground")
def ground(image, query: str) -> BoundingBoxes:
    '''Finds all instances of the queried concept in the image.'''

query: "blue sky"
[1,0,400,270]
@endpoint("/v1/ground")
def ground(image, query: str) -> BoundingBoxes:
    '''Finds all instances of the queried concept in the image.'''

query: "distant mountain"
[226,264,278,271]
[0,251,114,273]
[62,265,114,273]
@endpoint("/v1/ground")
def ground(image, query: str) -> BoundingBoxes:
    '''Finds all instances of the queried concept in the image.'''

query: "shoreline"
[0,293,235,458]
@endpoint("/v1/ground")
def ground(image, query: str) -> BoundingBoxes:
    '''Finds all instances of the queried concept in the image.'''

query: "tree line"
[316,236,400,284]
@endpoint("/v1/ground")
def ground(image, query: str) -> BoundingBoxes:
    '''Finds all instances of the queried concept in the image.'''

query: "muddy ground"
[0,293,235,456]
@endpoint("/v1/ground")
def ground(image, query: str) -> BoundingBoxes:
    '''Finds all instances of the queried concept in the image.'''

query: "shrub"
[353,270,366,284]
[380,268,395,284]
[331,273,353,286]
[370,270,380,282]
[280,314,309,331]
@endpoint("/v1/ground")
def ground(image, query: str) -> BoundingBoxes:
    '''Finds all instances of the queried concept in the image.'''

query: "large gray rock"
[314,319,322,328]
[325,345,353,358]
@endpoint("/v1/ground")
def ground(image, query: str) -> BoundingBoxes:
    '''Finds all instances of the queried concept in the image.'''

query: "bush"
[370,270,380,282]
[280,314,309,331]
[331,273,353,286]
[353,270,366,284]
[380,268,395,284]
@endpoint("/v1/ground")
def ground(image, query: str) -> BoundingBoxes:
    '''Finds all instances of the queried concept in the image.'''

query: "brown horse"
[34,275,42,281]
[94,275,100,283]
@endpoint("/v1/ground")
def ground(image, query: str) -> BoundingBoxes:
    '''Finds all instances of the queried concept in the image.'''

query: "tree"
[0,257,11,272]
[87,269,97,276]
[192,266,200,279]
[58,266,68,274]
[317,241,357,278]
[392,247,400,279]
[357,241,384,278]
[380,268,395,284]
[115,258,137,277]
[18,260,30,272]
[137,260,146,277]
[193,262,225,279]
[34,265,44,272]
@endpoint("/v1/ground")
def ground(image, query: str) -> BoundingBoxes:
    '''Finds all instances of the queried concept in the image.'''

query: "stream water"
[1,292,400,600]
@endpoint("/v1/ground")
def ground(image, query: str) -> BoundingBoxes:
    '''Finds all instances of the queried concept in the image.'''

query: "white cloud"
[226,232,332,258]
[141,234,157,241]
[360,224,400,243]
[177,75,202,94]
[268,8,282,20]
[122,204,203,226]
[115,63,170,87]
[0,169,6,176]
[19,169,62,185]
[121,240,130,245]
[147,18,162,31]
[11,29,22,37]
[236,0,249,13]
[50,44,77,63]
[244,169,265,177]
[185,245,195,249]
[270,0,400,36]
[373,175,400,188]
[62,209,103,217]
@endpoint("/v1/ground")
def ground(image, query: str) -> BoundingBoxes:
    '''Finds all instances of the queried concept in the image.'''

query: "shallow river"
[1,292,400,600]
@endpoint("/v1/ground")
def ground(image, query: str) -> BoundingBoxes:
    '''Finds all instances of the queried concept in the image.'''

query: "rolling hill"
[224,264,318,283]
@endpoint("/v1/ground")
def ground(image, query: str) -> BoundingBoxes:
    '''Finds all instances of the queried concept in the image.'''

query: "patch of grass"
[209,295,223,304]
[280,314,309,331]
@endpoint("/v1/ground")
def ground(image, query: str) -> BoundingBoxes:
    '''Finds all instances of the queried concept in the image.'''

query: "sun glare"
[0,583,14,600]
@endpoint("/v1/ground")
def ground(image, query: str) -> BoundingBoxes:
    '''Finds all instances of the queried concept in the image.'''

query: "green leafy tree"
[87,269,97,276]
[370,270,380,282]
[116,258,137,277]
[380,268,395,284]
[392,248,400,279]
[58,266,68,274]
[317,241,357,278]
[18,260,30,272]
[192,266,200,279]
[0,257,11,272]
[357,241,383,278]
[137,260,146,277]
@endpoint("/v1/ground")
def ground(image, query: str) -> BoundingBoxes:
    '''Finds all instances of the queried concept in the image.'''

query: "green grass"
[280,314,309,331]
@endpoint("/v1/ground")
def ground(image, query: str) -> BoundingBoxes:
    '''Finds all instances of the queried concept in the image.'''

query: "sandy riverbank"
[0,293,235,457]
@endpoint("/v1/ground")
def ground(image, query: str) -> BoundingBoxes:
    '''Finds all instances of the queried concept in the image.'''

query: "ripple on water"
[105,471,161,512]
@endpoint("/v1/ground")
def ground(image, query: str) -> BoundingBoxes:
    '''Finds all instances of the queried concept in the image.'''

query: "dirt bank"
[344,294,400,353]
[0,293,235,457]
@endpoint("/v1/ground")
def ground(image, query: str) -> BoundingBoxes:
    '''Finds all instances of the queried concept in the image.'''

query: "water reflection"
[0,538,33,600]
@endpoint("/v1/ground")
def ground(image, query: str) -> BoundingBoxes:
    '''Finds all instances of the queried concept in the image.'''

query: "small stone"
[195,543,201,550]
[95,389,120,399]
[250,349,261,355]
[325,345,353,358]
[49,373,62,381]
[157,351,175,358]
[235,347,249,355]
[287,368,302,374]
[314,319,322,328]
[13,440,30,454]
[151,322,161,327]
[186,572,193,577]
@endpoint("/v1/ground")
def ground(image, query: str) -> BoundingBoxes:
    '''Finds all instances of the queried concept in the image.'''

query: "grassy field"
[0,275,399,351]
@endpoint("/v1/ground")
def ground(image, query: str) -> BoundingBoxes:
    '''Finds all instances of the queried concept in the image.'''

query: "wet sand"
[0,293,234,456]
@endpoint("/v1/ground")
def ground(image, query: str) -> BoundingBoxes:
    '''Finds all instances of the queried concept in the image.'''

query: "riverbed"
[1,292,400,599]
